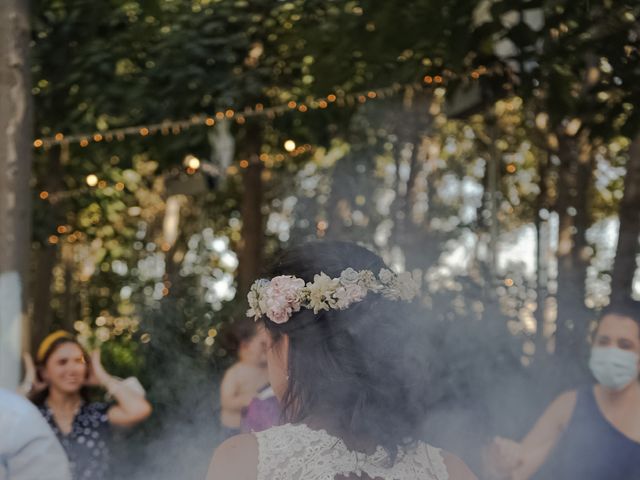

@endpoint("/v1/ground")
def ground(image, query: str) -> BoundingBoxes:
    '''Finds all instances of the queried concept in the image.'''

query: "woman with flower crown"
[207,241,477,480]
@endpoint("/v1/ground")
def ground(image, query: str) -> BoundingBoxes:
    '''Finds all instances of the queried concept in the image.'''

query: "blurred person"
[208,241,476,480]
[487,301,640,480]
[0,388,71,480]
[219,319,269,439]
[27,331,152,480]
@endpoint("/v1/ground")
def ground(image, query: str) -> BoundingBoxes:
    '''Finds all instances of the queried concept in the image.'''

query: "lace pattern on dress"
[255,423,449,480]
[426,444,449,480]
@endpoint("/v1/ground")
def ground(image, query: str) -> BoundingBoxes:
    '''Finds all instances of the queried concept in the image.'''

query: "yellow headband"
[36,330,74,363]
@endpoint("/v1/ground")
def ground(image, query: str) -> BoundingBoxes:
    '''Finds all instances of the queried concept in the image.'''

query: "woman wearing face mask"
[28,331,152,480]
[486,301,640,480]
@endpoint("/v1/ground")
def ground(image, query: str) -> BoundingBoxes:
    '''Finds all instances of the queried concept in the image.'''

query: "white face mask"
[589,347,640,391]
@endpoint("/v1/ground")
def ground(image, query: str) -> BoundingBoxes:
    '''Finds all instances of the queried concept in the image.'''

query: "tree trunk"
[610,133,640,303]
[0,0,32,389]
[30,145,65,349]
[236,121,264,296]
[30,244,59,345]
[554,133,593,359]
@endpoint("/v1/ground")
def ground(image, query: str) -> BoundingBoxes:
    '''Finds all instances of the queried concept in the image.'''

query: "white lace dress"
[254,423,449,480]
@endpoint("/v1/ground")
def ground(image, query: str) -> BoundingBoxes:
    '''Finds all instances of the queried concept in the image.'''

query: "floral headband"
[246,267,421,324]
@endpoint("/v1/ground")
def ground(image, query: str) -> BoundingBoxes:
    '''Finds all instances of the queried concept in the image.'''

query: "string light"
[284,140,296,152]
[33,70,489,150]
[86,174,98,187]
[184,154,201,170]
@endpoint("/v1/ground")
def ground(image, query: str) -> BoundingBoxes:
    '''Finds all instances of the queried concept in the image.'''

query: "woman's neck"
[302,413,379,455]
[47,387,83,411]
[597,381,640,407]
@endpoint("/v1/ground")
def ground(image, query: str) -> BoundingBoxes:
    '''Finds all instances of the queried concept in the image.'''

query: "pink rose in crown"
[263,275,305,324]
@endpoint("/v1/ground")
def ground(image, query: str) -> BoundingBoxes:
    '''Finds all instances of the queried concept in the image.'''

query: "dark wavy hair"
[260,241,434,458]
[29,336,91,406]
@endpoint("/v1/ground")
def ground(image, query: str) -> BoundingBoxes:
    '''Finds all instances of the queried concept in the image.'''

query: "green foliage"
[29,4,638,459]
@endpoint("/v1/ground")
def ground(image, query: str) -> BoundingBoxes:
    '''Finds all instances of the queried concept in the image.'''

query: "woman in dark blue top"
[487,301,640,479]
[37,401,111,480]
[537,385,640,479]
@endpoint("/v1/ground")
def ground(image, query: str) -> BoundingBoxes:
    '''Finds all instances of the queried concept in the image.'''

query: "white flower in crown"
[339,267,360,285]
[380,270,420,300]
[357,270,380,291]
[378,268,395,285]
[247,279,269,320]
[333,283,368,309]
[334,267,368,309]
[395,272,421,301]
[306,272,340,313]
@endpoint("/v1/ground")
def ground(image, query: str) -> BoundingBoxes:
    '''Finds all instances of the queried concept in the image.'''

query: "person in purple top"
[241,384,280,433]
[487,300,640,480]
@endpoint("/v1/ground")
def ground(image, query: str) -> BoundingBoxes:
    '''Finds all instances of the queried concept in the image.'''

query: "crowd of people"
[2,241,640,480]
[209,242,640,480]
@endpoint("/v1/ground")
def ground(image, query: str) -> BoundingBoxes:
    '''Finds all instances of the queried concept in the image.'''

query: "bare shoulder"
[224,362,243,376]
[442,451,478,480]
[206,433,258,480]
[221,362,242,383]
[226,362,259,378]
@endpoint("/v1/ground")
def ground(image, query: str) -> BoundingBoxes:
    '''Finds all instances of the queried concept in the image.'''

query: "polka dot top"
[38,402,111,480]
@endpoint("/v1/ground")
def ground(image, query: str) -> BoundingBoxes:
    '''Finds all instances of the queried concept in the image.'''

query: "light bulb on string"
[86,174,99,187]
[184,154,201,170]
[284,140,296,152]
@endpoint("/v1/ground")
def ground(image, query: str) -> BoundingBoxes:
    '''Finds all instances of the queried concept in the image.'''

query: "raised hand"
[18,352,47,396]
[86,350,113,387]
